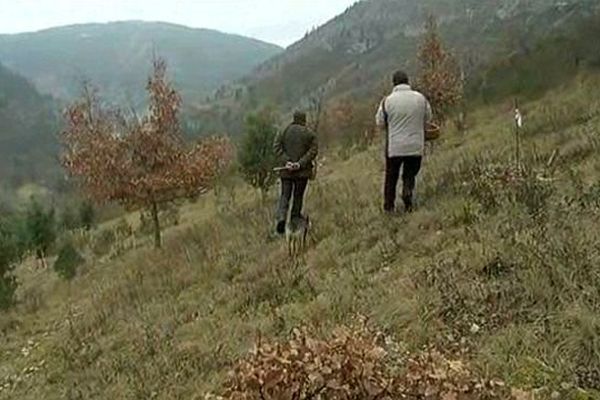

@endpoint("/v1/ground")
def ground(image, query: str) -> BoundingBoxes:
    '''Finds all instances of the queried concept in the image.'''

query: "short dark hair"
[393,70,409,86]
[293,111,307,125]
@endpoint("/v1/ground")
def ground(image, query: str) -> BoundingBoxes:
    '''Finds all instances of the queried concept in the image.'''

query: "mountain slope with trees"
[0,63,58,188]
[202,0,599,135]
[0,21,282,104]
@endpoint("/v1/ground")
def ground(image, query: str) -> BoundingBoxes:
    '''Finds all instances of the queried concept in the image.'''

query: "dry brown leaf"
[441,392,458,400]
[512,388,534,400]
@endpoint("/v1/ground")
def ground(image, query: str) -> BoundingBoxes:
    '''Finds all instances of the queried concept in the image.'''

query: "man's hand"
[286,161,301,171]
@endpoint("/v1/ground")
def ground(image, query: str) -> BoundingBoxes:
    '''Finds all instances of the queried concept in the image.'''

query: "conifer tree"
[54,240,84,280]
[238,109,279,196]
[24,199,56,269]
[79,201,96,231]
[0,217,22,309]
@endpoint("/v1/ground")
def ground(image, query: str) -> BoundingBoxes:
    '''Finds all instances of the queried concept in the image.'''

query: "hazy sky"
[0,0,358,47]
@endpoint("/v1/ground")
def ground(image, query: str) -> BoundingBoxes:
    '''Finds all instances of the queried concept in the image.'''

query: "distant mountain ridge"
[0,21,282,104]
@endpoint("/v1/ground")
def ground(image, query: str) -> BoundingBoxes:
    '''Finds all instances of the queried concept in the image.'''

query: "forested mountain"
[0,21,282,105]
[205,0,600,126]
[0,63,58,186]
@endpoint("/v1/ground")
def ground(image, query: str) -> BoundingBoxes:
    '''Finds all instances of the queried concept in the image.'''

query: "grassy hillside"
[0,21,281,105]
[0,63,59,188]
[1,71,600,398]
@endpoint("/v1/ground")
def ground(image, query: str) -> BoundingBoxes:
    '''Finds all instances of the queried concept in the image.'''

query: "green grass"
[2,74,600,399]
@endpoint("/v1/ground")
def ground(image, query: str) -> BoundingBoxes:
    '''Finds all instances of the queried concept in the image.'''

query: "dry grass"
[2,75,600,400]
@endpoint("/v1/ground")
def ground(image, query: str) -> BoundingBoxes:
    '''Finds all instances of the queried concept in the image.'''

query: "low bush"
[91,228,117,257]
[54,241,84,280]
[0,217,23,309]
[217,319,514,400]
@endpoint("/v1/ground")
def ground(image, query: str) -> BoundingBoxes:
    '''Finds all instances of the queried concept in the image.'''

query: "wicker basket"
[425,122,441,141]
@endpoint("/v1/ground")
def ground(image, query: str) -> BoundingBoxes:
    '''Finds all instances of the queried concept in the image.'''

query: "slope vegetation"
[0,63,58,187]
[1,73,600,399]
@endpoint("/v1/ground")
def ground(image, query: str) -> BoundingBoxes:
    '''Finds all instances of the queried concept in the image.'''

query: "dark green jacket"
[273,123,318,179]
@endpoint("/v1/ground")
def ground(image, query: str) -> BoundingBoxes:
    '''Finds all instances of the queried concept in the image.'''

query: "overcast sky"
[0,0,358,47]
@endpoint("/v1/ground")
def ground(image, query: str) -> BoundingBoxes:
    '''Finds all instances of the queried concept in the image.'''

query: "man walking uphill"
[274,111,318,234]
[376,70,432,213]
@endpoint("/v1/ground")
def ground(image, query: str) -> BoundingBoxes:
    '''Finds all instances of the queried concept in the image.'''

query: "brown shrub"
[216,320,513,400]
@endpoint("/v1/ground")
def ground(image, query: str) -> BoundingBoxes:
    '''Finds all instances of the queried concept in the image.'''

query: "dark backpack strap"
[382,98,389,129]
[382,97,390,158]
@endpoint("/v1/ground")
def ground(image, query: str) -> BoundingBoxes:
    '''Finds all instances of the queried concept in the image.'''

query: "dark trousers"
[384,156,422,212]
[276,177,309,223]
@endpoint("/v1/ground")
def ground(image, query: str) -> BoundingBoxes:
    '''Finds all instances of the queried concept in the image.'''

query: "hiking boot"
[276,220,286,235]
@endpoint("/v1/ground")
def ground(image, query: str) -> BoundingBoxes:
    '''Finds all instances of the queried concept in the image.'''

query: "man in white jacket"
[376,70,432,213]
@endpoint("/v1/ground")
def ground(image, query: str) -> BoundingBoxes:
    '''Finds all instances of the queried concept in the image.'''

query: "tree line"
[0,198,95,309]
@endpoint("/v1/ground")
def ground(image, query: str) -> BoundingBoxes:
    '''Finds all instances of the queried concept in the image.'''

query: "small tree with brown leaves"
[61,58,232,248]
[322,98,375,151]
[416,15,463,125]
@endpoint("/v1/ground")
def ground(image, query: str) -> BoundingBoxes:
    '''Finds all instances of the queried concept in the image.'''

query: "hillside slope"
[0,63,58,187]
[208,0,599,117]
[0,21,282,104]
[1,73,600,399]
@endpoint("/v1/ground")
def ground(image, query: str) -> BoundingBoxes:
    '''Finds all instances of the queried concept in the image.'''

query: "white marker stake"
[514,99,523,171]
[515,108,523,129]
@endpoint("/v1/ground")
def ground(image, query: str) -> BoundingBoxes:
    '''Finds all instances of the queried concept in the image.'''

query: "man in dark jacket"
[273,111,318,234]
